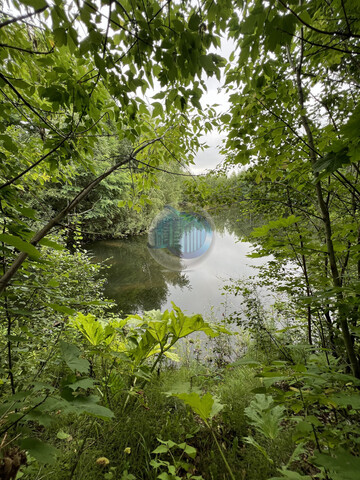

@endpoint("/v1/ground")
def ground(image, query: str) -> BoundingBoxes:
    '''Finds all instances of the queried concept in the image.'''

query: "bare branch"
[340,0,351,35]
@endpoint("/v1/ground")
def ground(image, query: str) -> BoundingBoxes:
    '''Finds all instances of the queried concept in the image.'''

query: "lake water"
[86,209,271,319]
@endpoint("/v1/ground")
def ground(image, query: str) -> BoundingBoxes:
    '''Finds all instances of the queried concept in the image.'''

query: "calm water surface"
[86,211,271,317]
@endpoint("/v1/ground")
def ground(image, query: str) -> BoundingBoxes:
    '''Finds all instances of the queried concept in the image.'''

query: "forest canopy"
[1,0,360,479]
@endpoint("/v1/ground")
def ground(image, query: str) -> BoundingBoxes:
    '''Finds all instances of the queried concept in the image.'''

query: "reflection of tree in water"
[87,235,190,315]
[86,206,258,315]
[212,206,260,240]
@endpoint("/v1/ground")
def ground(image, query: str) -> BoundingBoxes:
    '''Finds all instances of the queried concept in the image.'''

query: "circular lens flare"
[147,205,215,270]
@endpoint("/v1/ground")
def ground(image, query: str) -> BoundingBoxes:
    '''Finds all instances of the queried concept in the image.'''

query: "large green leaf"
[71,395,114,420]
[313,148,350,174]
[188,13,201,31]
[38,237,64,250]
[20,438,58,465]
[244,394,285,439]
[329,393,360,409]
[172,392,224,421]
[59,340,89,373]
[269,468,312,480]
[251,216,301,238]
[71,313,115,346]
[312,449,360,480]
[53,27,67,47]
[48,303,77,315]
[0,234,40,258]
[168,304,218,339]
[20,0,48,8]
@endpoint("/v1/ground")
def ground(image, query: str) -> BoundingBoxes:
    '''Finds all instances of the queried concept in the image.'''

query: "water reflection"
[211,207,257,238]
[86,209,266,316]
[87,235,190,315]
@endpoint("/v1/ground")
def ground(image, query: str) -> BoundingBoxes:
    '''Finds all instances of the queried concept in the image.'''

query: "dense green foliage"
[1,0,360,479]
[34,135,186,241]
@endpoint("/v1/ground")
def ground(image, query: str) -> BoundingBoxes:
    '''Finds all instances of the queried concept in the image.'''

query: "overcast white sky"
[190,83,230,175]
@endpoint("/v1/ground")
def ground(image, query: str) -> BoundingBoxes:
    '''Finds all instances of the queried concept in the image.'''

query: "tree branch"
[0,135,169,295]
[340,0,351,35]
[0,43,54,55]
[0,134,72,190]
[278,0,360,39]
[0,6,48,29]
[256,97,322,157]
[280,29,360,55]
[132,157,202,177]
[0,72,65,138]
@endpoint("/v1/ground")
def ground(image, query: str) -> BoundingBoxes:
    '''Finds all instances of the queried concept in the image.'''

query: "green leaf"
[188,13,201,31]
[20,438,58,465]
[313,147,350,174]
[269,467,312,479]
[72,313,115,346]
[244,394,285,439]
[25,409,53,427]
[0,234,40,258]
[11,79,32,90]
[48,303,77,315]
[14,206,37,220]
[158,473,171,480]
[71,395,114,419]
[312,449,360,480]
[67,378,95,390]
[183,444,197,458]
[0,134,18,153]
[172,392,223,421]
[94,53,107,77]
[59,340,89,374]
[341,105,360,138]
[53,27,67,47]
[152,445,169,454]
[38,238,64,250]
[164,350,180,362]
[152,102,163,117]
[251,216,301,238]
[200,55,215,74]
[57,430,71,440]
[20,0,48,9]
[168,304,219,339]
[329,393,360,409]
[220,114,231,124]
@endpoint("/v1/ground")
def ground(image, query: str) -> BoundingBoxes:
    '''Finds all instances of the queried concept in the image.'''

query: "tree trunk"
[287,42,360,378]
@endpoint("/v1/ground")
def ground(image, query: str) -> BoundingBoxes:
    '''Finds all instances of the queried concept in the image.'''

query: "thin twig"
[0,72,65,138]
[278,0,360,39]
[0,43,54,54]
[0,134,72,190]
